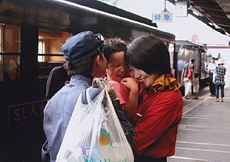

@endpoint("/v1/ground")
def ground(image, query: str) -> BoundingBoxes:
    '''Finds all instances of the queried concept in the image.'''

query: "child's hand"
[121,78,138,92]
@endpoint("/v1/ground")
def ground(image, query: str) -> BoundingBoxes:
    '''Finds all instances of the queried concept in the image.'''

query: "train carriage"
[175,40,209,95]
[0,0,176,161]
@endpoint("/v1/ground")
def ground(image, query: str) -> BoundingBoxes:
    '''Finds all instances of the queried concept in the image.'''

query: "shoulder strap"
[186,64,189,70]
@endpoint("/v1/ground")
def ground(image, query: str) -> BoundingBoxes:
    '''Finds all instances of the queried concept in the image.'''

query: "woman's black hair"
[126,35,171,75]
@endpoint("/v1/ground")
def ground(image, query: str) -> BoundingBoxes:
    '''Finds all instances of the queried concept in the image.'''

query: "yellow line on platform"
[209,97,230,99]
[183,93,209,115]
[183,85,230,115]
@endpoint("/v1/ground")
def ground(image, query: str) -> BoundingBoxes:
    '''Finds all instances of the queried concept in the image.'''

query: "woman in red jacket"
[126,35,183,162]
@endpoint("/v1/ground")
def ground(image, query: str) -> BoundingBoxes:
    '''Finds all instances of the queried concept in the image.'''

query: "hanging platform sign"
[152,12,172,23]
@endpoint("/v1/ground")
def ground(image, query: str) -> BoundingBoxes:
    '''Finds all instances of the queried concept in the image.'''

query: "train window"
[38,29,70,56]
[38,29,71,79]
[0,24,21,53]
[0,23,21,82]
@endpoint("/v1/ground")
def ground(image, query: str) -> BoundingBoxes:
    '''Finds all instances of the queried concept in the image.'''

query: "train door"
[0,22,46,162]
[0,23,22,132]
[0,22,72,162]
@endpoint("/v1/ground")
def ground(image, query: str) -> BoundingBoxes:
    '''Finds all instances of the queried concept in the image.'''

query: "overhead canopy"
[176,40,204,47]
[175,40,205,52]
[61,0,230,36]
[62,0,157,28]
[168,0,230,35]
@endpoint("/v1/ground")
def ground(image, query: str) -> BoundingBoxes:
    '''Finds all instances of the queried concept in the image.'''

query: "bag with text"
[56,87,134,162]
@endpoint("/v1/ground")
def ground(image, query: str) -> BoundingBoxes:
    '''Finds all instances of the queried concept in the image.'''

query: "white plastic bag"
[213,72,216,83]
[57,87,134,162]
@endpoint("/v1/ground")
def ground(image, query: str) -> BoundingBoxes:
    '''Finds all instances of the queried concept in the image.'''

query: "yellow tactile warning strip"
[210,97,230,99]
[183,94,209,115]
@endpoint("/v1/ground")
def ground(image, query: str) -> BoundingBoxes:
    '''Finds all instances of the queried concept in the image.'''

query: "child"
[193,73,199,99]
[104,39,138,120]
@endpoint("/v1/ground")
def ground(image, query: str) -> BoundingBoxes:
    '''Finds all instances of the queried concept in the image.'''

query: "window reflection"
[0,55,20,81]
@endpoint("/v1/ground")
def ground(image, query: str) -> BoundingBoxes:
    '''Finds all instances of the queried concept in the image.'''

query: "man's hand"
[92,77,104,89]
[103,77,118,101]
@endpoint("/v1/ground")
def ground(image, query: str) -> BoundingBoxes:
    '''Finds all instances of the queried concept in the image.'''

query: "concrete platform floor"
[168,86,230,162]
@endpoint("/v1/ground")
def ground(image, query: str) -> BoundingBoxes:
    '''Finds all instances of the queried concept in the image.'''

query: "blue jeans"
[215,84,224,98]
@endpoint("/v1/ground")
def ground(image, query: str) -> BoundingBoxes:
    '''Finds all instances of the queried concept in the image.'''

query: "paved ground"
[168,85,230,162]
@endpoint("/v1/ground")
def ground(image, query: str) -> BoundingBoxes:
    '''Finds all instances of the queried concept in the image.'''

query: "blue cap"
[62,31,104,64]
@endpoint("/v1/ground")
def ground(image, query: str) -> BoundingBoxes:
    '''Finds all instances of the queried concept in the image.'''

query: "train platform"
[1,85,229,162]
[168,85,230,162]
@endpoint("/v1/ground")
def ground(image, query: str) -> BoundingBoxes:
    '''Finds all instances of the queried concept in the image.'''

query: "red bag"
[187,69,192,79]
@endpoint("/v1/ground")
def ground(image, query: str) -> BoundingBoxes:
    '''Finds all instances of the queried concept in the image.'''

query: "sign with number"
[175,1,188,17]
[152,12,172,23]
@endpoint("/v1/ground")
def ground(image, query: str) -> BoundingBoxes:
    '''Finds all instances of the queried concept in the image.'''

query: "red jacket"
[131,88,183,158]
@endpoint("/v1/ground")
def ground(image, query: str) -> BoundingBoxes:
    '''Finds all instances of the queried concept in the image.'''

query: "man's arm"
[112,99,135,146]
[181,68,184,80]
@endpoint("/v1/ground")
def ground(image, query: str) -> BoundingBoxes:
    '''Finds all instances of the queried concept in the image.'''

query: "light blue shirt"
[43,75,93,162]
[178,60,185,71]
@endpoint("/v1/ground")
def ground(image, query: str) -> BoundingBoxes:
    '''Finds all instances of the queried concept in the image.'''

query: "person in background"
[45,62,70,102]
[104,39,138,120]
[181,58,195,99]
[207,57,217,97]
[41,31,134,162]
[7,57,18,81]
[177,55,185,82]
[126,35,183,162]
[214,59,226,102]
[193,73,199,99]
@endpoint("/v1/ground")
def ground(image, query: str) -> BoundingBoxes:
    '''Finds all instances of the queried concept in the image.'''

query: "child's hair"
[103,38,127,61]
[194,73,199,78]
